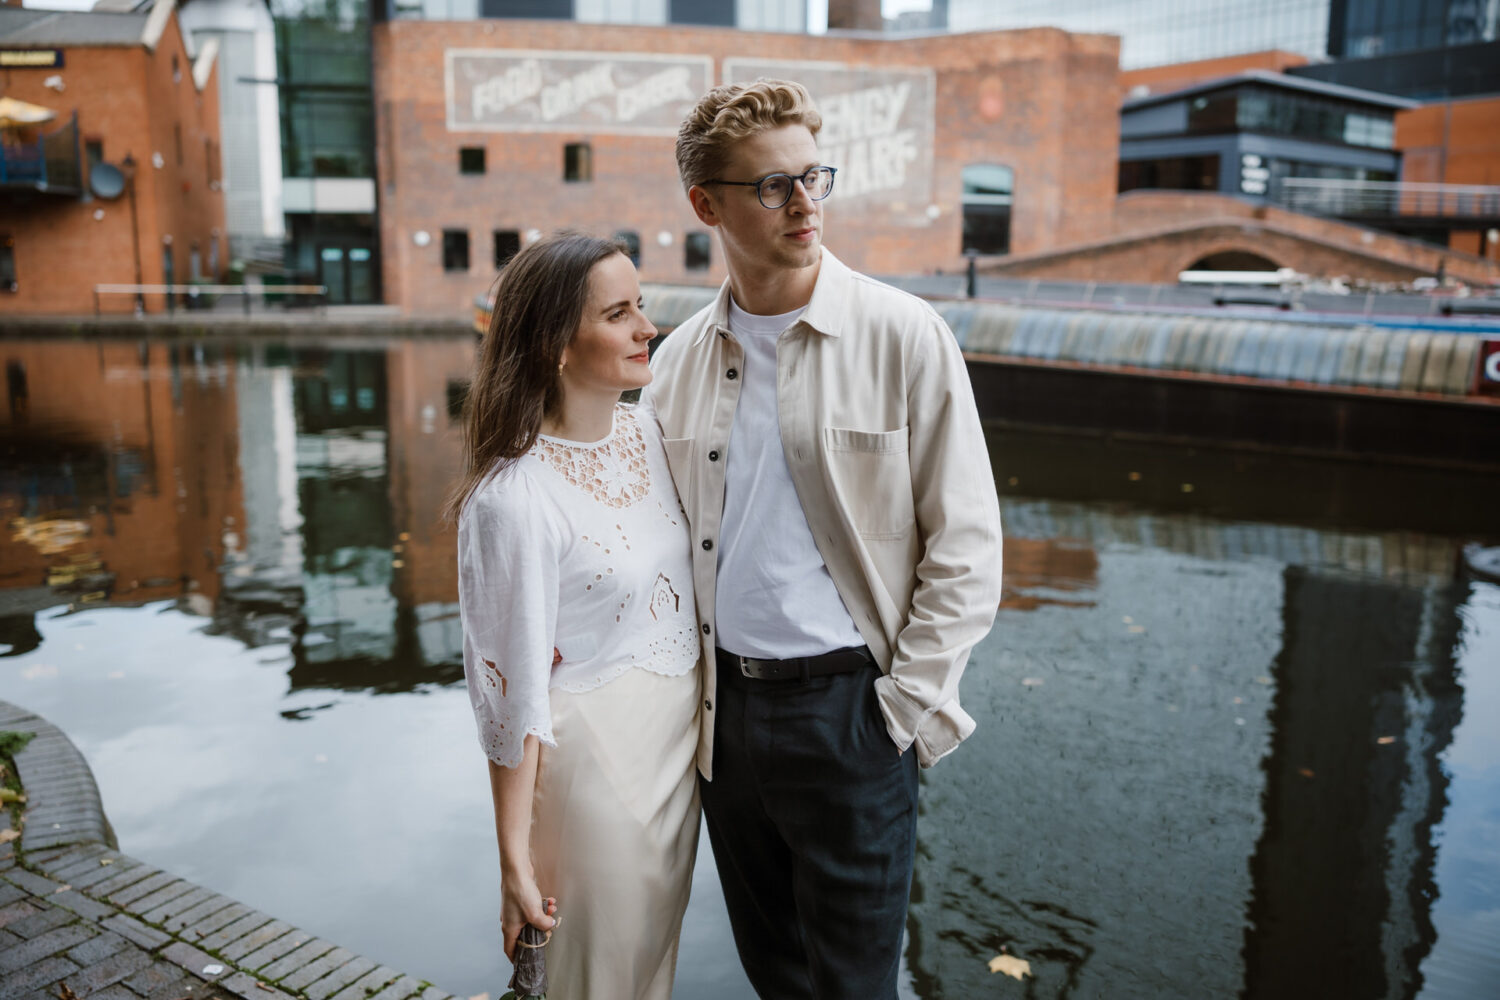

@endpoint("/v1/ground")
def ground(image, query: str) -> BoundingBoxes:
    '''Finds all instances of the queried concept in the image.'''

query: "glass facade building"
[943,0,1331,69]
[1328,0,1498,58]
[385,0,805,31]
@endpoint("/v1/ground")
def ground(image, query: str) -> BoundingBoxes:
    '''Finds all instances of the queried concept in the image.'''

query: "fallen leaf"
[988,954,1031,980]
[0,829,19,843]
[54,884,71,894]
[0,789,26,805]
[99,858,114,866]
[56,983,79,1000]
[1021,677,1044,687]
[254,985,276,993]
[201,964,224,976]
[1377,736,1396,745]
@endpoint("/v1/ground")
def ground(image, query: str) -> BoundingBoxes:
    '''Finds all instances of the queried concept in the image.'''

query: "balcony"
[0,111,83,197]
[1276,178,1500,228]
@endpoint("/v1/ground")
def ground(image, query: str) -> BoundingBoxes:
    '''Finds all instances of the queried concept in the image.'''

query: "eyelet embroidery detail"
[535,410,650,508]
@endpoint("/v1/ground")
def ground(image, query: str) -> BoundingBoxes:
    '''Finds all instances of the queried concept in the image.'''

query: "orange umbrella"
[0,96,58,128]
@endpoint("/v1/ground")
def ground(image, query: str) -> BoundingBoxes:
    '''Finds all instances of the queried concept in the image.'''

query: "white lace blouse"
[458,404,700,769]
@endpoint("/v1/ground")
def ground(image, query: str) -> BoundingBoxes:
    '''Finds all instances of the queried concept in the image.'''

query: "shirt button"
[726,368,738,380]
[704,700,713,711]
[702,623,711,635]
[708,450,720,462]
[702,539,714,551]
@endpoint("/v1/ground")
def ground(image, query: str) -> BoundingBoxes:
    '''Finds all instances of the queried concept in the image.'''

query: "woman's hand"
[500,866,558,961]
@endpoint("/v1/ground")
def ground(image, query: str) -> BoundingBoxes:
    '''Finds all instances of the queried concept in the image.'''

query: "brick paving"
[0,702,456,1000]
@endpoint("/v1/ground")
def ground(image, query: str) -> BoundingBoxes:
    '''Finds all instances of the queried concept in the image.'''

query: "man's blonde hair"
[675,79,823,191]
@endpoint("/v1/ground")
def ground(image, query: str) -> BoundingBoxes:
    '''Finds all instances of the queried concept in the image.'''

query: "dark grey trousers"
[699,655,920,1000]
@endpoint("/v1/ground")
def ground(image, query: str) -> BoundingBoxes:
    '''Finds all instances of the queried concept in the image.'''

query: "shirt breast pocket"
[823,426,914,540]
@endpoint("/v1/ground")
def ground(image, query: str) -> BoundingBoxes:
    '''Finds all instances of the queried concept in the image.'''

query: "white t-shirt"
[714,298,865,658]
[457,404,699,769]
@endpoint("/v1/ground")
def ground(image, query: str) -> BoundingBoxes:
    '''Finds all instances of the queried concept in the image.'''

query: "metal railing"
[93,283,327,316]
[0,112,81,192]
[1277,178,1500,221]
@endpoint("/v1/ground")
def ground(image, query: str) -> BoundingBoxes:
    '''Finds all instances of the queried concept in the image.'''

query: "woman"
[450,232,701,999]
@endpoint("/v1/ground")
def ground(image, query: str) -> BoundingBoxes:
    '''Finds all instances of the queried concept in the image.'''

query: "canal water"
[1,336,1497,999]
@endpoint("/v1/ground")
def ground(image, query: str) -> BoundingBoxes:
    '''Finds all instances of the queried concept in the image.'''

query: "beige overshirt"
[646,248,1004,779]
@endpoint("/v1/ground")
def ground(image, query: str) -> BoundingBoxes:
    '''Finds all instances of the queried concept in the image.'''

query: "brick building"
[372,19,1120,316]
[0,0,226,315]
[1395,95,1500,262]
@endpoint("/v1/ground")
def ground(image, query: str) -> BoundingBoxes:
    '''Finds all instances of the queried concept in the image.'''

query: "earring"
[557,361,565,374]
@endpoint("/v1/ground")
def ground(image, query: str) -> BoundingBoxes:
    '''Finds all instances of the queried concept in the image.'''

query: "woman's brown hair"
[445,231,625,522]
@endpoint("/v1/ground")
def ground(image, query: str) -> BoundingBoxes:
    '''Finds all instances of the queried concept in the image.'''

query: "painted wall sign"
[0,49,64,69]
[723,59,936,226]
[446,50,712,136]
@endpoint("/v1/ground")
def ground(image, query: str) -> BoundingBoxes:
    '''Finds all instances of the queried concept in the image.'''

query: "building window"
[961,164,1013,255]
[447,379,469,423]
[443,229,470,272]
[564,142,592,182]
[614,230,641,266]
[494,230,520,269]
[459,146,486,175]
[1118,155,1221,194]
[1,235,16,292]
[685,232,711,271]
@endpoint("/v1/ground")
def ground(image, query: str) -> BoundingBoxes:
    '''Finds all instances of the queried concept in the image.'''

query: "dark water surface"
[1,337,1497,999]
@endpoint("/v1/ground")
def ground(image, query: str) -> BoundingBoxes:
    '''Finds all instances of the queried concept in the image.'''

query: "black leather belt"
[715,645,873,682]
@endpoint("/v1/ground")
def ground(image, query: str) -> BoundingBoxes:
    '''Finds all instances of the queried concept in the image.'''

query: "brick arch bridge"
[979,191,1500,286]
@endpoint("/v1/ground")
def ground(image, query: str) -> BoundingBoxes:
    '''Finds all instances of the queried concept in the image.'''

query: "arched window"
[962,164,1013,255]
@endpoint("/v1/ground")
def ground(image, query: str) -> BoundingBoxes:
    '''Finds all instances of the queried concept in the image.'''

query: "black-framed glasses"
[704,166,838,209]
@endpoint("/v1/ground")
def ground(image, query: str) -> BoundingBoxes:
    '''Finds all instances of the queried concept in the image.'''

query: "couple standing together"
[453,79,1003,999]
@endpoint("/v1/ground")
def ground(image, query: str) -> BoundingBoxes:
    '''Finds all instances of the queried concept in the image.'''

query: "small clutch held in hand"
[502,923,550,1000]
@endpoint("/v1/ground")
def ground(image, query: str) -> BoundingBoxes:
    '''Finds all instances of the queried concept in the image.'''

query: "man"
[644,79,1003,999]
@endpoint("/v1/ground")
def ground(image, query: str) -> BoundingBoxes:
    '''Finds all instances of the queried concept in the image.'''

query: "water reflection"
[1,338,1497,999]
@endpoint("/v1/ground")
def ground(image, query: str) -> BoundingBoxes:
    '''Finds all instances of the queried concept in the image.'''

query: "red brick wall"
[372,21,1120,316]
[0,13,227,316]
[1396,96,1500,263]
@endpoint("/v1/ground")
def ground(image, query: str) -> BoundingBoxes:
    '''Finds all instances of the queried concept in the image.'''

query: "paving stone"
[64,931,129,966]
[301,957,377,1000]
[177,903,249,942]
[221,921,294,963]
[0,928,19,948]
[2,869,71,899]
[77,985,139,1000]
[122,881,197,919]
[257,939,335,983]
[236,927,312,972]
[161,895,236,936]
[160,941,229,982]
[364,974,423,1000]
[278,949,357,992]
[8,906,78,940]
[0,882,28,907]
[108,874,179,909]
[0,923,97,974]
[99,915,169,952]
[139,887,217,927]
[48,891,115,923]
[21,847,77,869]
[326,965,401,1000]
[122,959,188,997]
[139,973,209,1000]
[87,866,161,900]
[62,859,138,892]
[0,954,80,1000]
[0,899,40,929]
[39,845,110,878]
[63,946,153,997]
[196,912,273,955]
[218,972,294,1000]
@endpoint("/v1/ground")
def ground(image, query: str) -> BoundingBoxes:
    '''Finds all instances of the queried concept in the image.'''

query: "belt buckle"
[736,655,756,679]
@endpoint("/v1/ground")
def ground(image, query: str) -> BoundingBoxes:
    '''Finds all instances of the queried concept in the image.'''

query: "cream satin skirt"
[530,666,702,1000]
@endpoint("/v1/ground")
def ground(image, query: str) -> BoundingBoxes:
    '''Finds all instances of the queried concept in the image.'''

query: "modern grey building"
[1119,71,1413,202]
